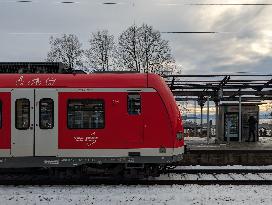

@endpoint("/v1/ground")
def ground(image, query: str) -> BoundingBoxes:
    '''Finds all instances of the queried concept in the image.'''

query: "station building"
[218,103,260,142]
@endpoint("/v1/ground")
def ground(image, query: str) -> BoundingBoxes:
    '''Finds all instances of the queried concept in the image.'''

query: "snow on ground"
[259,137,272,144]
[184,136,272,145]
[174,165,272,170]
[158,172,272,180]
[1,185,272,205]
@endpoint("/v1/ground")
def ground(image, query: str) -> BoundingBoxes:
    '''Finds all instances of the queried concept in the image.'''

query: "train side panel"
[58,90,174,157]
[141,92,173,148]
[0,92,11,155]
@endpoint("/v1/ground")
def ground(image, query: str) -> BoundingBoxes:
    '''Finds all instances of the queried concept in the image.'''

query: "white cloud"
[0,0,272,74]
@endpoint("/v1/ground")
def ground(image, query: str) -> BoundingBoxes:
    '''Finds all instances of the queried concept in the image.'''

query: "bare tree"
[116,24,175,74]
[86,30,115,72]
[47,34,83,71]
[115,25,140,72]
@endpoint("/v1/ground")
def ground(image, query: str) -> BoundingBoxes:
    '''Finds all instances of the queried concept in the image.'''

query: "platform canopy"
[163,74,272,103]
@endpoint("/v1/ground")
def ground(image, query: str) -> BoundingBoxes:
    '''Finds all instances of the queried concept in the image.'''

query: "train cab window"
[0,101,2,128]
[39,98,54,129]
[67,99,104,129]
[15,99,30,130]
[128,93,141,115]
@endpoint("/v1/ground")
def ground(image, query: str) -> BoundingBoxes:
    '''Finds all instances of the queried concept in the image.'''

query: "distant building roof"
[73,69,87,74]
[0,62,68,73]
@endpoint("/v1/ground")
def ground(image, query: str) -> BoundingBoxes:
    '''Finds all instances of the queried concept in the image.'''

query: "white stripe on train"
[0,147,184,158]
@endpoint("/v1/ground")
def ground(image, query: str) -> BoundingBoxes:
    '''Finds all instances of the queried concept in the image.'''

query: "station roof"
[163,74,272,103]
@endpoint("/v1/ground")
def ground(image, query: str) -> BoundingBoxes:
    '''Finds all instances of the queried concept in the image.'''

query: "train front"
[147,73,185,164]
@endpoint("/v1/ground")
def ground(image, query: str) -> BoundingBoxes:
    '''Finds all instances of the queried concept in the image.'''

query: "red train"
[0,73,184,177]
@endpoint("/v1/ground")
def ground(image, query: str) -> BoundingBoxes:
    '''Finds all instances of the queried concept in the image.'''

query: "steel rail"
[144,180,272,186]
[164,74,272,77]
[0,178,272,185]
[1,169,272,185]
[165,169,272,174]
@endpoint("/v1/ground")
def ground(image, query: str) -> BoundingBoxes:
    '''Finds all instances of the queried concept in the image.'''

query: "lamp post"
[198,96,206,137]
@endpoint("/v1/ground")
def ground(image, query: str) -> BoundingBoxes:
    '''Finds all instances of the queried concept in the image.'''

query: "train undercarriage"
[0,163,165,179]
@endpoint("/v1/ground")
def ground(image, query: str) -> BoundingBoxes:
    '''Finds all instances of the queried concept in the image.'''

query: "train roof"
[0,73,161,89]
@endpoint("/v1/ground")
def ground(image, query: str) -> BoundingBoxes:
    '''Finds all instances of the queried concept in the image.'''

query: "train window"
[39,98,54,129]
[15,99,30,130]
[128,93,141,115]
[0,101,2,128]
[67,99,104,129]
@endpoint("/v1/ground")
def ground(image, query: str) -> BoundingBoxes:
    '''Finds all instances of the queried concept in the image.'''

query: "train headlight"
[176,132,183,140]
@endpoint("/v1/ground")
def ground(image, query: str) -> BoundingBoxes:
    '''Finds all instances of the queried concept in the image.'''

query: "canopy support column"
[239,94,242,142]
[207,96,210,143]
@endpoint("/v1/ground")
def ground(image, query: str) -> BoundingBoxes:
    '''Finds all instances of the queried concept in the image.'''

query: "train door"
[125,93,144,144]
[11,89,58,157]
[35,89,58,156]
[11,89,34,156]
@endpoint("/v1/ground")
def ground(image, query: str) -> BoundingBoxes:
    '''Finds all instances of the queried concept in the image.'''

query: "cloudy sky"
[0,0,272,74]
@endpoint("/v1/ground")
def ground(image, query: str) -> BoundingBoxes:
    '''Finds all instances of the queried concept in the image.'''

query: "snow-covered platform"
[186,137,272,151]
[180,137,272,166]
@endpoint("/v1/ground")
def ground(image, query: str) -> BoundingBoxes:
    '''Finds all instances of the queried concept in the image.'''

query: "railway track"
[1,168,272,185]
[165,168,272,174]
[0,170,272,185]
[1,178,272,185]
